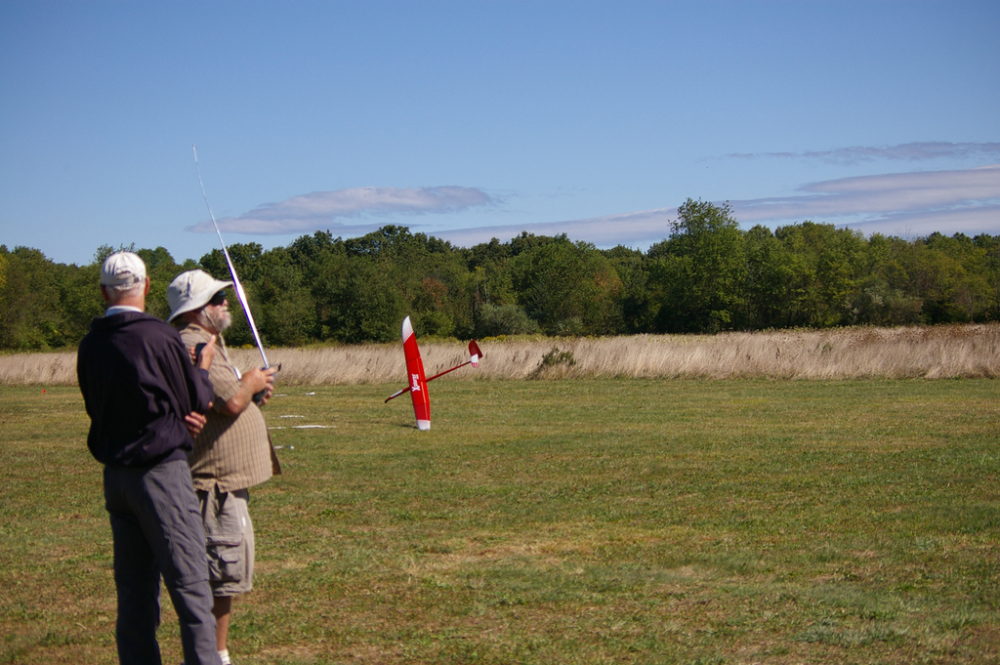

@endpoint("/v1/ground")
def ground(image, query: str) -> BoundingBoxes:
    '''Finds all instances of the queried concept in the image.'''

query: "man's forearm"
[220,379,255,416]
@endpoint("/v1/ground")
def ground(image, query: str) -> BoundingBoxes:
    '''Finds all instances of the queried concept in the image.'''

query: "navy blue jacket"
[77,311,214,468]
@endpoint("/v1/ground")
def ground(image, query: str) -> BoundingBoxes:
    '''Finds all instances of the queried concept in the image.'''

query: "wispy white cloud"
[187,186,494,235]
[729,164,1000,236]
[729,142,1000,165]
[845,205,1000,238]
[438,164,1000,247]
[435,208,678,248]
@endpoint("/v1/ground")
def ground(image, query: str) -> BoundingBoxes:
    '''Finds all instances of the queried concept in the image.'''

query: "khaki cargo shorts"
[198,487,254,596]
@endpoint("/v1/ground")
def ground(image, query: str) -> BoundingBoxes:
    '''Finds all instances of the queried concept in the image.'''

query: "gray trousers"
[104,459,222,665]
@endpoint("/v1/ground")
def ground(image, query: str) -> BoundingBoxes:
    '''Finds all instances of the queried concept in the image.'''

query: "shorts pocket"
[206,534,244,583]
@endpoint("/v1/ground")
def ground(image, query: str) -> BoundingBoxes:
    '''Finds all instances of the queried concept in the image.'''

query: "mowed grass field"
[1,378,998,664]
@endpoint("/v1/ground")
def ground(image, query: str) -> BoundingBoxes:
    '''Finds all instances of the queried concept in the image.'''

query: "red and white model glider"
[384,316,483,431]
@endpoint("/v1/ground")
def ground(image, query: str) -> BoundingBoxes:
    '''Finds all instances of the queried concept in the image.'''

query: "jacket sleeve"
[184,351,215,414]
[191,366,214,414]
[161,326,214,415]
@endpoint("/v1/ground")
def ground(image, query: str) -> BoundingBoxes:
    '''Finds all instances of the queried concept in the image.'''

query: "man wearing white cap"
[77,252,224,665]
[168,269,279,665]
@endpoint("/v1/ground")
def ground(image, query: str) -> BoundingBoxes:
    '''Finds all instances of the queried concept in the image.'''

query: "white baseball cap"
[100,252,147,288]
[167,269,234,323]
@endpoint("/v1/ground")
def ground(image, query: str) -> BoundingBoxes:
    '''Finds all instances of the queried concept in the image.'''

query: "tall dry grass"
[3,324,998,387]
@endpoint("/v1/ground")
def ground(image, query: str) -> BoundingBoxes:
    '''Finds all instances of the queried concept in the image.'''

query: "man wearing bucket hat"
[77,252,223,665]
[168,269,279,665]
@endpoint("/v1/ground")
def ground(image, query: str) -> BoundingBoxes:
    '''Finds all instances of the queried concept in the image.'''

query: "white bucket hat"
[101,252,147,287]
[167,270,233,323]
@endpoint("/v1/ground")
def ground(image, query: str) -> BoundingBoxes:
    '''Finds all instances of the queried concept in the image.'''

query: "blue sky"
[1,1,998,266]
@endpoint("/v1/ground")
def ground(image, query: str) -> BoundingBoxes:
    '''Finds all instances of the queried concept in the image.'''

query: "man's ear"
[100,285,111,303]
[143,277,151,296]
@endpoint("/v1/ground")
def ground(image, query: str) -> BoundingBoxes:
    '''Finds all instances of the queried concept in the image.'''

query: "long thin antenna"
[193,145,269,368]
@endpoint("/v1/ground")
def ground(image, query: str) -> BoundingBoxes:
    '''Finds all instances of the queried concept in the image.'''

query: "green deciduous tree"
[511,236,621,335]
[254,247,316,347]
[605,245,651,334]
[312,253,404,344]
[0,247,66,349]
[771,222,866,327]
[648,199,746,333]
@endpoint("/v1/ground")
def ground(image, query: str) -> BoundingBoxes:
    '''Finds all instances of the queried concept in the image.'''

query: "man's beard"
[203,307,232,333]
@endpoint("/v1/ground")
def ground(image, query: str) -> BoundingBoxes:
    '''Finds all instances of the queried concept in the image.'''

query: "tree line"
[2,199,998,351]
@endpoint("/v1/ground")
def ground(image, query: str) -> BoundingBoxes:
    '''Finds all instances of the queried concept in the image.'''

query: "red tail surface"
[402,316,431,430]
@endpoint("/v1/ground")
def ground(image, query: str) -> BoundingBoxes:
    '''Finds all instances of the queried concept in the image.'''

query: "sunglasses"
[208,290,228,306]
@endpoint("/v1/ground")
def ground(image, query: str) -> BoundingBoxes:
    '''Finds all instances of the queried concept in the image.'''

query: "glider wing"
[385,338,484,404]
